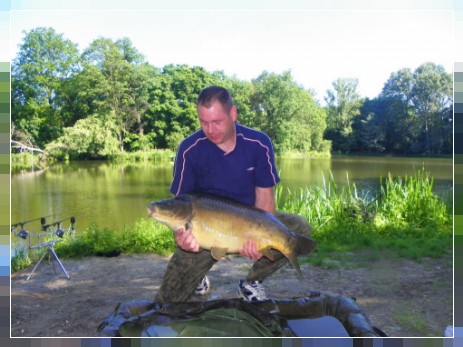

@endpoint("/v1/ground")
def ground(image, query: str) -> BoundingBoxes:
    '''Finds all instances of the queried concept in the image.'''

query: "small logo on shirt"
[246,167,255,172]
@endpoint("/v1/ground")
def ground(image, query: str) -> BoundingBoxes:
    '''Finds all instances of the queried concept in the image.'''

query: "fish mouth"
[146,202,158,218]
[147,203,176,222]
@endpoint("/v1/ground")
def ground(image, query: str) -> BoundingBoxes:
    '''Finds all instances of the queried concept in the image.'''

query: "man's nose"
[205,123,214,133]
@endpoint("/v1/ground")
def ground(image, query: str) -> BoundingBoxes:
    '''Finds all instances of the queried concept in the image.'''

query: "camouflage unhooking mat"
[97,294,387,337]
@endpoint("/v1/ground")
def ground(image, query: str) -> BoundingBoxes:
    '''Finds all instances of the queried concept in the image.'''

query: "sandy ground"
[10,251,453,337]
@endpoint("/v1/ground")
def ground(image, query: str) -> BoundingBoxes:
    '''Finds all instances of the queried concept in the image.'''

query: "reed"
[276,168,452,259]
[376,170,450,232]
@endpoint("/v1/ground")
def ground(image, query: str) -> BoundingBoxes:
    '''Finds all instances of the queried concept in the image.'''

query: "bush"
[11,245,32,272]
[45,114,120,159]
[54,218,176,259]
[121,218,175,255]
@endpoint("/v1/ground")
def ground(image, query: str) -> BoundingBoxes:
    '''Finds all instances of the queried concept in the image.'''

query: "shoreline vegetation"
[11,163,453,273]
[10,149,453,172]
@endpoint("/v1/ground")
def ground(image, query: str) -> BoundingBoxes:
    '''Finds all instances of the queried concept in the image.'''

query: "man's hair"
[197,86,234,111]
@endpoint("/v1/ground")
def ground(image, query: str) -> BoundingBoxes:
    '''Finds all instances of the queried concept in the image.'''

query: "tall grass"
[276,168,452,259]
[276,172,376,240]
[376,170,450,236]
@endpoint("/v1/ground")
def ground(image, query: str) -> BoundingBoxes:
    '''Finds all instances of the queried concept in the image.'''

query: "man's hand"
[240,239,262,261]
[175,228,201,252]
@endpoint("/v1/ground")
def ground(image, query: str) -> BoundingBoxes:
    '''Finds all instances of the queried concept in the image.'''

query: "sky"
[5,0,458,104]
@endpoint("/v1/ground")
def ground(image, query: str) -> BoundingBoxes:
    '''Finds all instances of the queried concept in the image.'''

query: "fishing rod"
[11,215,54,228]
[11,215,55,239]
[12,215,77,239]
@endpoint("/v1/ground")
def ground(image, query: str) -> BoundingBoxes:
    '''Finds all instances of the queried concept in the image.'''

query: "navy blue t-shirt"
[170,123,280,206]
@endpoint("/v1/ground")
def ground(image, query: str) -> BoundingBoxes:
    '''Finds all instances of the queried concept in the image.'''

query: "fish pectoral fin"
[260,247,275,261]
[210,247,228,260]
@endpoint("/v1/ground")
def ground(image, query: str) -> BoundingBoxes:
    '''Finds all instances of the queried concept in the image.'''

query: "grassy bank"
[12,168,452,272]
[12,149,174,163]
[276,168,452,265]
[107,149,174,163]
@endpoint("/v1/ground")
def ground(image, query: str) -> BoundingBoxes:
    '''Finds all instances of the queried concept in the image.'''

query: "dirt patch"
[11,251,453,337]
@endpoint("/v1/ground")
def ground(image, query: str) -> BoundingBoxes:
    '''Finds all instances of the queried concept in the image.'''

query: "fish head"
[147,195,193,230]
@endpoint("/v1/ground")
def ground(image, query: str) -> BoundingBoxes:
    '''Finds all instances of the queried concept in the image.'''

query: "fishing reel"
[11,222,29,239]
[41,216,76,238]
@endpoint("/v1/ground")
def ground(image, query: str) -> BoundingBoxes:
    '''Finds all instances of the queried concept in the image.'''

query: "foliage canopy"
[11,28,452,158]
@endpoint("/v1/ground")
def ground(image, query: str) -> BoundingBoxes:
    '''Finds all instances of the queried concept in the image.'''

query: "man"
[155,86,311,304]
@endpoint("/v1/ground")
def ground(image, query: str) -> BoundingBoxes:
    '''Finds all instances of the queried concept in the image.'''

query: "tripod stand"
[27,239,70,280]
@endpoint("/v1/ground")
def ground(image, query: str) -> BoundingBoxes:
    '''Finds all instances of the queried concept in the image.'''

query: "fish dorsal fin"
[260,247,275,261]
[210,247,228,260]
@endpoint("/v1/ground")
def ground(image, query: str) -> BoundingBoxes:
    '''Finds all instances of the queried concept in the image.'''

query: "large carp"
[147,194,317,279]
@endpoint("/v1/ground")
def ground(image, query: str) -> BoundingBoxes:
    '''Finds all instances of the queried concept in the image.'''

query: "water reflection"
[277,156,452,196]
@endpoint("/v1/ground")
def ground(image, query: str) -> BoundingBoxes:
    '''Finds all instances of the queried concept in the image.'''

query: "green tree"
[59,64,107,127]
[377,63,452,154]
[12,27,80,147]
[353,98,386,153]
[378,68,417,153]
[411,62,453,154]
[80,37,151,151]
[251,71,326,153]
[145,64,218,150]
[115,37,145,65]
[324,78,363,153]
[221,77,255,128]
[121,63,161,151]
[144,72,180,149]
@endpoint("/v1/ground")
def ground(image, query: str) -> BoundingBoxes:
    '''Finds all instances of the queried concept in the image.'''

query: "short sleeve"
[169,141,196,196]
[254,135,280,188]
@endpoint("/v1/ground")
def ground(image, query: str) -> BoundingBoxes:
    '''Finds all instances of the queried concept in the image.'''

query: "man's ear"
[230,105,238,122]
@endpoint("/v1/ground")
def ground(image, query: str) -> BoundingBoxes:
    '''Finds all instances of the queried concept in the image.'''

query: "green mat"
[120,308,275,337]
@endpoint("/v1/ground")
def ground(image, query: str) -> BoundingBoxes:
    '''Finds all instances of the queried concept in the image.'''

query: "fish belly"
[191,216,251,253]
[190,202,290,256]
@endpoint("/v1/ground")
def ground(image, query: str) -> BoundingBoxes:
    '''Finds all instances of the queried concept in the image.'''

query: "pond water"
[11,156,453,236]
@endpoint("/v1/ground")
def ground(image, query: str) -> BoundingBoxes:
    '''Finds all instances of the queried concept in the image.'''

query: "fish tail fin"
[292,234,317,256]
[287,252,304,280]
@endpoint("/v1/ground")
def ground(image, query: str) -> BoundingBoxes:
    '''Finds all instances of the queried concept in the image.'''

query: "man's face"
[197,100,237,146]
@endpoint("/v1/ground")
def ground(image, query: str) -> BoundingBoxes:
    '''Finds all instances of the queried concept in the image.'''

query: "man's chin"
[208,136,222,144]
